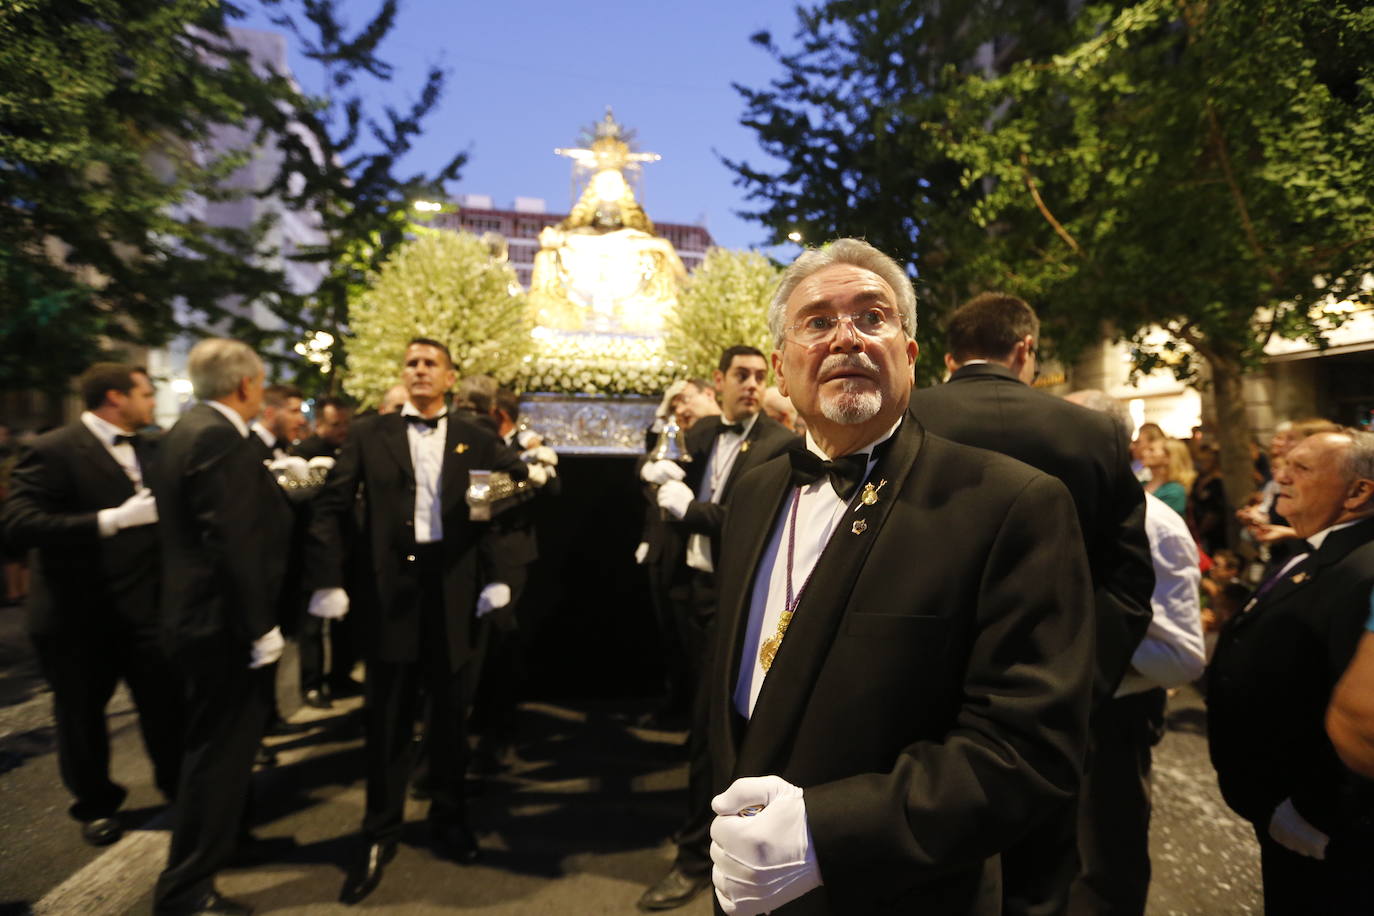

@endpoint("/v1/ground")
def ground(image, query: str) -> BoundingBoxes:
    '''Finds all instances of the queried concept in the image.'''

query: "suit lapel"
[380,414,415,486]
[735,420,925,777]
[1233,519,1374,626]
[73,422,138,496]
[440,414,476,516]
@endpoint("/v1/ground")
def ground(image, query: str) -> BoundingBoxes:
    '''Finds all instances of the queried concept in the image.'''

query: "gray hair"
[1340,429,1374,484]
[188,338,263,401]
[768,238,916,347]
[1065,389,1132,439]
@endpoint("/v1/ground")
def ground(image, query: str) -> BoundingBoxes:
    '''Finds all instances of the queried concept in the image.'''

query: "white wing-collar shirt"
[401,403,447,543]
[686,412,760,573]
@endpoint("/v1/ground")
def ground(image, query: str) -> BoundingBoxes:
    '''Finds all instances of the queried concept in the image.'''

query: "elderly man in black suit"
[0,362,180,848]
[700,239,1094,916]
[908,292,1154,915]
[1209,429,1374,915]
[639,347,801,911]
[304,338,533,904]
[149,338,293,916]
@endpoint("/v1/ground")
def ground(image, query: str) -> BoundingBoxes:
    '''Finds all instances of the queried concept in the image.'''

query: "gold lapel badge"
[851,519,868,535]
[1290,571,1309,584]
[740,440,751,452]
[860,479,888,507]
[454,443,469,454]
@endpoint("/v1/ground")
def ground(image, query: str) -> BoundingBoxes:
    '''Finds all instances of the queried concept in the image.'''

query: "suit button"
[406,554,416,562]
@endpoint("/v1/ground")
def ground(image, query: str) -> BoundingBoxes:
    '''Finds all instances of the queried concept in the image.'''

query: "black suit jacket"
[1208,517,1374,836]
[291,434,338,461]
[909,363,1153,701]
[0,421,160,639]
[707,418,1095,914]
[674,414,801,567]
[304,412,528,670]
[151,403,292,655]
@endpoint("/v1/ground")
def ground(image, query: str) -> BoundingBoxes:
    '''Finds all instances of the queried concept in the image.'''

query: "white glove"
[634,541,650,565]
[307,587,349,620]
[522,445,558,467]
[710,775,822,916]
[515,429,543,450]
[656,479,693,520]
[657,380,688,420]
[99,487,159,536]
[269,455,311,482]
[641,459,686,486]
[476,582,511,618]
[1268,797,1328,860]
[250,625,285,669]
[527,464,549,487]
[306,455,336,473]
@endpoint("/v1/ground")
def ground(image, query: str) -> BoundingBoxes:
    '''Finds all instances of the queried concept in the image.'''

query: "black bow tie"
[404,412,446,429]
[789,449,869,501]
[113,433,139,446]
[717,421,744,437]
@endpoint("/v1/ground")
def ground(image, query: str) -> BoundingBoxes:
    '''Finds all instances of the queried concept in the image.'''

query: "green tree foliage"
[725,0,1079,384]
[260,0,466,395]
[0,0,297,393]
[343,231,531,407]
[933,0,1374,508]
[664,248,781,382]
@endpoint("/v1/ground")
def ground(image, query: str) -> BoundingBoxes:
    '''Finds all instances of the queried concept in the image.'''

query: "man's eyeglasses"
[784,308,902,346]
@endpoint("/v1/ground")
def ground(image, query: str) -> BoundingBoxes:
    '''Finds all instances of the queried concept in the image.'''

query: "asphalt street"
[0,604,1261,915]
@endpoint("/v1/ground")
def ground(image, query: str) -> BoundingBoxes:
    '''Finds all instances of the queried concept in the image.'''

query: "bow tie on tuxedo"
[789,449,869,501]
[717,421,744,437]
[404,412,446,429]
[113,433,140,446]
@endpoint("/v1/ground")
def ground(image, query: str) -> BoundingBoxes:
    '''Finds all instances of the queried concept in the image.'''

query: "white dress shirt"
[1118,492,1206,695]
[251,422,287,459]
[734,421,899,717]
[686,413,758,573]
[402,404,447,543]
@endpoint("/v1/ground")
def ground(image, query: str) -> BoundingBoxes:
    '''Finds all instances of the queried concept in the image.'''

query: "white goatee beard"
[817,353,883,424]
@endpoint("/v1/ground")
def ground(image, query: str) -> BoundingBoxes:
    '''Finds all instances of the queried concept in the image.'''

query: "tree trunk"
[1206,351,1254,549]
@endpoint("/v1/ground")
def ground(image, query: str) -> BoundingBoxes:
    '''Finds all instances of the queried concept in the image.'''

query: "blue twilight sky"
[236,0,806,252]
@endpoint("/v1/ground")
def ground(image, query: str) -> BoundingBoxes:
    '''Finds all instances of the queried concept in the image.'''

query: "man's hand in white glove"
[98,488,159,536]
[476,582,511,618]
[656,480,693,520]
[710,775,822,916]
[250,626,285,669]
[522,446,558,467]
[641,459,686,486]
[308,587,349,620]
[634,542,650,565]
[1269,797,1329,859]
[527,464,550,488]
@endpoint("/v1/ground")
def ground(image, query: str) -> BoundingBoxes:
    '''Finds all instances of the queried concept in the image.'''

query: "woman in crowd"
[1189,444,1228,555]
[1143,436,1195,517]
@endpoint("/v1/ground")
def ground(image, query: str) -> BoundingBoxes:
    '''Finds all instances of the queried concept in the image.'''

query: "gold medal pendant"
[759,611,793,672]
[860,478,887,506]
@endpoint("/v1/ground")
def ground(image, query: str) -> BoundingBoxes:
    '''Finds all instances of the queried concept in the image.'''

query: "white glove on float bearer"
[634,542,650,565]
[641,459,686,486]
[476,583,511,618]
[250,626,285,669]
[655,480,693,520]
[522,446,558,467]
[307,587,350,620]
[98,488,158,536]
[1269,797,1329,860]
[710,775,822,916]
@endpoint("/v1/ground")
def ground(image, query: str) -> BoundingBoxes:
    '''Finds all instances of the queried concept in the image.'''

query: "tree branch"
[1205,102,1282,287]
[1019,152,1083,256]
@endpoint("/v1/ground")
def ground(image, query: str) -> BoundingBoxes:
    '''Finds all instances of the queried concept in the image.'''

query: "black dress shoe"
[429,821,480,864]
[81,816,122,846]
[340,840,397,905]
[302,688,332,709]
[637,866,711,911]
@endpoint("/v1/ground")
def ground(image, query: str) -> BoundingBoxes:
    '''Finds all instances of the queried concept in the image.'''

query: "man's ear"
[772,350,787,398]
[1347,478,1374,513]
[943,352,958,373]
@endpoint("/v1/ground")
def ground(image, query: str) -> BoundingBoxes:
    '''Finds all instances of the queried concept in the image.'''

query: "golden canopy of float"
[529,109,686,336]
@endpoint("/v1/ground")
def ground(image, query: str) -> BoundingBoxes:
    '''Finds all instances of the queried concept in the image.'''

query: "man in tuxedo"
[908,293,1154,914]
[0,362,180,848]
[304,338,532,904]
[638,347,801,911]
[1209,429,1374,915]
[703,239,1095,916]
[249,384,306,460]
[294,397,352,461]
[150,339,293,916]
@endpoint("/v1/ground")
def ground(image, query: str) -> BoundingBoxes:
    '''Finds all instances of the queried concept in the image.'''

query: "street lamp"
[787,230,803,243]
[413,199,444,213]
